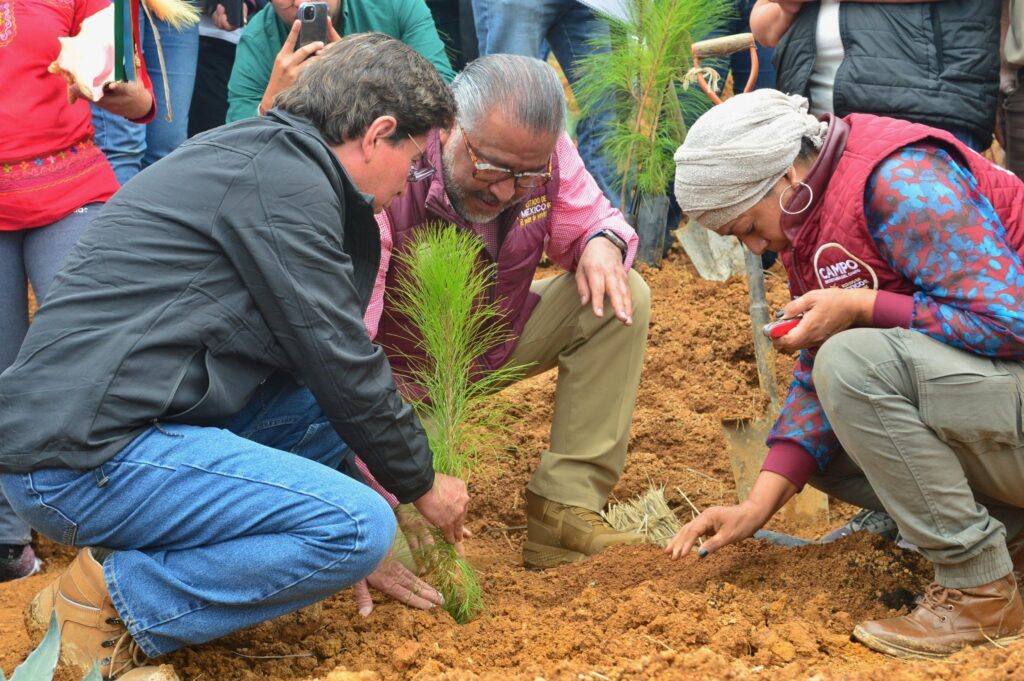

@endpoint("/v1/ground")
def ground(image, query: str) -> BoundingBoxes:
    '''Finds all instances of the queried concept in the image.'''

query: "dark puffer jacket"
[774,0,1000,147]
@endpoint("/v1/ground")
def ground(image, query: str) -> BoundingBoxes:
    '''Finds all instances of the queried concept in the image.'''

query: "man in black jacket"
[0,34,461,681]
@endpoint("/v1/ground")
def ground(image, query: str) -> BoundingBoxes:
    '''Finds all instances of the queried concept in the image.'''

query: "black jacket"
[774,0,1000,146]
[0,110,434,503]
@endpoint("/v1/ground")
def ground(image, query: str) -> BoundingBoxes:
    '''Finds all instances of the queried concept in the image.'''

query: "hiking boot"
[822,509,899,543]
[0,544,41,582]
[26,548,179,681]
[522,490,644,569]
[852,574,1024,659]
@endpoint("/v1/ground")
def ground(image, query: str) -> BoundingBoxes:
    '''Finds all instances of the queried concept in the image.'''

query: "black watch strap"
[594,228,628,256]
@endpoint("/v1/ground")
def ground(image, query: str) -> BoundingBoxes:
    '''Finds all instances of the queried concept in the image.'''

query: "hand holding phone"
[297,2,329,49]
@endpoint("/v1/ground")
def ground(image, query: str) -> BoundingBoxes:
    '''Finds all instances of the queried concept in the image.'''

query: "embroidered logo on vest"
[519,195,551,227]
[813,242,878,290]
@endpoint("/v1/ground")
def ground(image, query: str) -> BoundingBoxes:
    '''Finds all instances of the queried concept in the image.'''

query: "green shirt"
[226,1,456,123]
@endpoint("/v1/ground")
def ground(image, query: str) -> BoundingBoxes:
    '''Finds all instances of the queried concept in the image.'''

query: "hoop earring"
[779,181,813,215]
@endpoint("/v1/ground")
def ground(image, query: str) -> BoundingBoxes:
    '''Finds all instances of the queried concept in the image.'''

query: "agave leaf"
[82,663,104,681]
[10,611,60,681]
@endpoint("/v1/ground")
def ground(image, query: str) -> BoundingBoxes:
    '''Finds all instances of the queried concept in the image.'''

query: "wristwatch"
[589,228,628,258]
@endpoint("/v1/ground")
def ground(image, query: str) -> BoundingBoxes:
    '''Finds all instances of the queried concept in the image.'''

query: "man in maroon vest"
[669,90,1024,658]
[373,54,651,569]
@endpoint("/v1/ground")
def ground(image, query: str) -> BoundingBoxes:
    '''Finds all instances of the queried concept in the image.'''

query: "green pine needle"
[574,0,732,205]
[391,223,527,623]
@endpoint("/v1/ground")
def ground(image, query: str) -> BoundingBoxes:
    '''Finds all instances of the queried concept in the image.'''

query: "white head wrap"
[673,90,828,230]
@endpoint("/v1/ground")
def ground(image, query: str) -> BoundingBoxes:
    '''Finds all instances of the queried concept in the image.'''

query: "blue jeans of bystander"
[92,2,200,183]
[0,374,396,655]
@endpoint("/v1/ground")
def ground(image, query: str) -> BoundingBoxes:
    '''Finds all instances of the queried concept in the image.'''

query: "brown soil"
[4,250,1023,680]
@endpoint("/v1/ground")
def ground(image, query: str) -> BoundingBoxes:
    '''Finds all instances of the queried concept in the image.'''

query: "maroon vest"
[376,129,563,388]
[781,113,1024,300]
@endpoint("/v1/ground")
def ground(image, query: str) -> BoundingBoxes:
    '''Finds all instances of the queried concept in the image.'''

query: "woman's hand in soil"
[666,502,766,559]
[352,555,444,616]
[773,288,877,353]
[412,473,471,546]
[577,235,633,325]
[666,471,796,559]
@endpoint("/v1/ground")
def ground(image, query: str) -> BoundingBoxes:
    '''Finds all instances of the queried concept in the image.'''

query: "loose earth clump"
[4,249,1022,679]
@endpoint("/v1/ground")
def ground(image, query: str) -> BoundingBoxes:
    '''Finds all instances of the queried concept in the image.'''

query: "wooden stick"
[691,33,754,58]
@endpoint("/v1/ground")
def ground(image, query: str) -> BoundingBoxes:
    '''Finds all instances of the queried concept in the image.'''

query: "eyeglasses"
[406,135,435,183]
[459,126,551,189]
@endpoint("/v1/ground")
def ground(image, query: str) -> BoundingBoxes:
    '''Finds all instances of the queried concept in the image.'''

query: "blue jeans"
[472,0,622,209]
[0,203,101,545]
[92,3,200,183]
[0,374,395,655]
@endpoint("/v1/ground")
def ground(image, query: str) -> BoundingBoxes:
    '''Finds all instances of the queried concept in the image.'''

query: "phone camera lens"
[303,6,315,20]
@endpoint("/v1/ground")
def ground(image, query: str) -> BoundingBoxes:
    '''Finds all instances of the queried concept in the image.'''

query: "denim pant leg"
[546,3,621,209]
[0,376,395,655]
[91,104,147,185]
[471,0,622,209]
[141,9,200,167]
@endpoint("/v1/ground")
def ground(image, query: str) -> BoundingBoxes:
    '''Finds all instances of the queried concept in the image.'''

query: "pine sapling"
[391,222,526,623]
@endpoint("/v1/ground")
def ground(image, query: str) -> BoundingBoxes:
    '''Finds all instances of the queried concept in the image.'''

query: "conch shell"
[47,3,115,102]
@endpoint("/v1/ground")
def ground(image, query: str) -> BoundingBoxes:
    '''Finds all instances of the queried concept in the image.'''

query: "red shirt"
[0,0,152,230]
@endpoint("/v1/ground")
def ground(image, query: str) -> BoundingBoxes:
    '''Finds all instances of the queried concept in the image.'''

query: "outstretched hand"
[666,502,767,560]
[352,554,444,615]
[576,236,632,325]
[666,471,797,560]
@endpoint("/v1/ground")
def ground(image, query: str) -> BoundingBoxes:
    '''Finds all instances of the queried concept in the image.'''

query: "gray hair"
[452,54,565,136]
[673,90,827,230]
[275,33,455,145]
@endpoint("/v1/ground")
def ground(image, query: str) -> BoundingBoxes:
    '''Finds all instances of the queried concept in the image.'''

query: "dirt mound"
[4,251,1022,680]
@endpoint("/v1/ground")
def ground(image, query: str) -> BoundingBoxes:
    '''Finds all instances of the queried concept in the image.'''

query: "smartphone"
[204,0,244,28]
[763,314,803,339]
[297,2,329,49]
[223,0,244,29]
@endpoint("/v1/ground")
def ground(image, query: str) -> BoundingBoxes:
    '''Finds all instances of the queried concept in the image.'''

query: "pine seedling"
[574,0,730,207]
[391,222,526,623]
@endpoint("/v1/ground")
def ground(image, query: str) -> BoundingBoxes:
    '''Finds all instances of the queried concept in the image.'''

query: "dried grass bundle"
[602,486,682,548]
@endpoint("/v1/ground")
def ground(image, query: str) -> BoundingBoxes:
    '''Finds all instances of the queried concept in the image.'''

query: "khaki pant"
[505,269,650,511]
[812,328,1024,588]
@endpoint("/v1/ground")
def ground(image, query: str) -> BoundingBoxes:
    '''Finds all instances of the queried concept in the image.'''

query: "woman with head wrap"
[668,89,1024,659]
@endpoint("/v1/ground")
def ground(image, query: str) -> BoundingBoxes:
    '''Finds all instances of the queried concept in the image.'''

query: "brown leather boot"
[522,490,644,569]
[26,548,179,680]
[852,574,1024,659]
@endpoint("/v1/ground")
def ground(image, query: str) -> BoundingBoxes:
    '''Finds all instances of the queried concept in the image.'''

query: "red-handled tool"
[763,315,803,339]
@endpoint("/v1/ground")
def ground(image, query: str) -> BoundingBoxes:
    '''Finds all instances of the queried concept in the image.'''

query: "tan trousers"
[813,328,1024,588]
[504,269,650,511]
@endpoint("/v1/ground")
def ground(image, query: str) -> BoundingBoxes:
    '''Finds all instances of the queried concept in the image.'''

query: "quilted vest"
[781,114,1024,301]
[774,0,1000,145]
[376,128,562,386]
